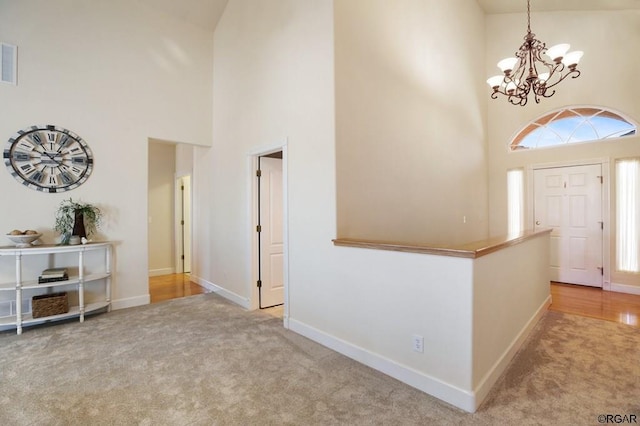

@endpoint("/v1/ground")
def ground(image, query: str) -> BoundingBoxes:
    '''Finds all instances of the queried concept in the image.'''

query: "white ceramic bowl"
[5,233,42,247]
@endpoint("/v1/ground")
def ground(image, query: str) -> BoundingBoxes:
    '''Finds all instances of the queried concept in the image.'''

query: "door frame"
[174,174,192,274]
[249,141,289,326]
[526,158,611,290]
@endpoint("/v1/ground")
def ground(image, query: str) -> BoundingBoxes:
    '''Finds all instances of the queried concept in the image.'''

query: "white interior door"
[533,164,603,287]
[259,157,284,307]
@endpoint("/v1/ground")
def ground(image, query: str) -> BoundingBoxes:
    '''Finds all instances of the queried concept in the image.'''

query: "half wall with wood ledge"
[327,229,551,412]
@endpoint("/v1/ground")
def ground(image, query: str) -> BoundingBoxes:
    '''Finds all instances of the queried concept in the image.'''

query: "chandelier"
[486,0,583,106]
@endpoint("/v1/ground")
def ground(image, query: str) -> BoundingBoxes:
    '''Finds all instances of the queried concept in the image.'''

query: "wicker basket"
[32,292,69,318]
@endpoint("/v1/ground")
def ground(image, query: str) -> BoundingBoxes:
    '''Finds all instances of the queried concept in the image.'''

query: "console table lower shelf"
[0,242,113,334]
[0,301,110,329]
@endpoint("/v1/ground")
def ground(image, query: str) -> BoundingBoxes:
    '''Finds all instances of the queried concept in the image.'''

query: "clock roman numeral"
[59,135,70,148]
[60,171,74,184]
[20,164,35,175]
[31,171,45,183]
[72,157,86,165]
[13,152,30,161]
[31,132,43,144]
[16,140,35,151]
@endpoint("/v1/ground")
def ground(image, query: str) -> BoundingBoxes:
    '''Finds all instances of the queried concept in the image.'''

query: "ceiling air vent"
[1,43,17,85]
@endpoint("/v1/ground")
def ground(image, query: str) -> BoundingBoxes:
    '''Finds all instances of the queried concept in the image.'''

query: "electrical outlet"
[412,334,424,353]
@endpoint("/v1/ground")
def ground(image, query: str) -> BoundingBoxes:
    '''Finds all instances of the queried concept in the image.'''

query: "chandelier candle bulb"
[497,57,518,74]
[546,43,570,62]
[487,75,505,89]
[563,51,584,68]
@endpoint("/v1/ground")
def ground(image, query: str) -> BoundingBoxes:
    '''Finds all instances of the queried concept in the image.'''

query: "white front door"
[533,164,603,287]
[259,157,284,307]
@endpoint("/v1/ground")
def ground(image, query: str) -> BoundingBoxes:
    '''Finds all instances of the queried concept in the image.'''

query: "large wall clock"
[3,124,94,193]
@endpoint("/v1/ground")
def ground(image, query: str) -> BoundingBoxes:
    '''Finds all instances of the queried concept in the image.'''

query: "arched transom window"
[510,106,637,151]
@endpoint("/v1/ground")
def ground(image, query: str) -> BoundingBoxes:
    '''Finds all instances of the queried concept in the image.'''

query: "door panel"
[550,236,561,268]
[547,196,562,227]
[269,253,284,292]
[569,194,586,227]
[569,237,587,270]
[534,164,603,287]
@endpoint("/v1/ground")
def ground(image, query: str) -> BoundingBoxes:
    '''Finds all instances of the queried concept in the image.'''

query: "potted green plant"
[54,198,102,245]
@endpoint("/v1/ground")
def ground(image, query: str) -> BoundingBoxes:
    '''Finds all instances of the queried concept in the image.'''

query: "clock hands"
[31,145,69,167]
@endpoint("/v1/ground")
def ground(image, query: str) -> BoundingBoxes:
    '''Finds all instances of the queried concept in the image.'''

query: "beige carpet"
[0,292,638,425]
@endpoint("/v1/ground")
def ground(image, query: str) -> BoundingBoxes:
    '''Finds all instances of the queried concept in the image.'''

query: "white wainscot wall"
[289,230,551,412]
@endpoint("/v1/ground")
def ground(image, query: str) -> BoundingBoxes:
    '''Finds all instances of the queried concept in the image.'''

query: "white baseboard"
[148,268,175,277]
[610,282,640,296]
[288,295,551,413]
[472,295,551,409]
[111,294,150,310]
[288,319,475,413]
[191,274,250,309]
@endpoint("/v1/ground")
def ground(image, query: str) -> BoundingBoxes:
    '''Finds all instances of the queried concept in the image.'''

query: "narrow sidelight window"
[507,169,524,235]
[616,159,640,272]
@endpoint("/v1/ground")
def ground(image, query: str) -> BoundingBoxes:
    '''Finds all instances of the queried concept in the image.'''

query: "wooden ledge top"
[0,241,112,255]
[332,229,551,259]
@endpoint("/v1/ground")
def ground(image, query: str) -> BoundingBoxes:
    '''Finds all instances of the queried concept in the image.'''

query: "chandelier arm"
[508,90,528,106]
[515,62,531,101]
[542,69,581,90]
[529,39,549,63]
[533,90,543,103]
[511,95,528,107]
[544,62,563,83]
[540,88,556,99]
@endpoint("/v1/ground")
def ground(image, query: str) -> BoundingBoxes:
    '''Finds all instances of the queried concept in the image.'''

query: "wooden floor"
[148,273,209,304]
[149,274,640,328]
[549,281,640,327]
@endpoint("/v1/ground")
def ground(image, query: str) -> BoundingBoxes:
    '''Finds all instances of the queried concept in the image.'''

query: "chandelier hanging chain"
[486,0,583,106]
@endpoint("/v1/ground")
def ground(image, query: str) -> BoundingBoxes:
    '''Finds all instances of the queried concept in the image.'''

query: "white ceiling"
[137,0,640,32]
[478,0,640,14]
[136,0,229,32]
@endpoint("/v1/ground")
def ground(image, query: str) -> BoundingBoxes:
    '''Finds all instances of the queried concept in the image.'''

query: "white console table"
[0,242,112,335]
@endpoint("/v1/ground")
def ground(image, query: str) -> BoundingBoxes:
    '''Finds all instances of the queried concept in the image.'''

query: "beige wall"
[193,0,499,412]
[192,0,337,305]
[148,141,176,276]
[486,10,640,291]
[176,144,195,178]
[472,233,550,399]
[335,0,488,246]
[0,0,213,308]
